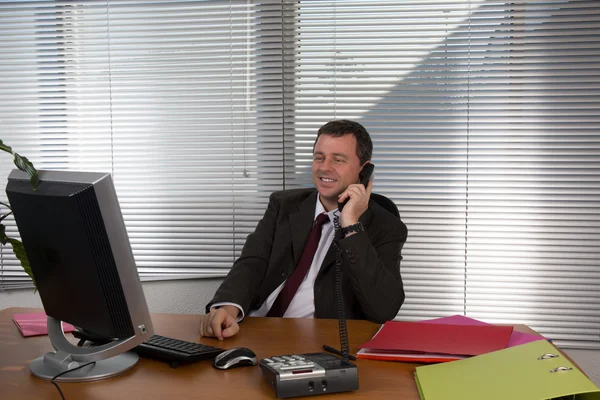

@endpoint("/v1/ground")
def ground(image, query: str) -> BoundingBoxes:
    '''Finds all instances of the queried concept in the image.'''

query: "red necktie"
[267,213,330,317]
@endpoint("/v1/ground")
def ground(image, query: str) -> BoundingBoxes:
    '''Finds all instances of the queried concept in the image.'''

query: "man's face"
[312,133,364,209]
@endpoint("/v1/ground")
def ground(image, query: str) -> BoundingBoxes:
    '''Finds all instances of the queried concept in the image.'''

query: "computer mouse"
[212,347,258,370]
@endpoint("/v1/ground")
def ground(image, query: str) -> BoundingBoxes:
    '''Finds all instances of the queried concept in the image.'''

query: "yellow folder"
[415,340,600,400]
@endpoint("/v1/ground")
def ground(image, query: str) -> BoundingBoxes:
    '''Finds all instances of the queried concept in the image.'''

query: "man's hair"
[314,120,373,165]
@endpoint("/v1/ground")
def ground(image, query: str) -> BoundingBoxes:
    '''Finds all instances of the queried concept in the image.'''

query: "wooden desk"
[1,307,543,400]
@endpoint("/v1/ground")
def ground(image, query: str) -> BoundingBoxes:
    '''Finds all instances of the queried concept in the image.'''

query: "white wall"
[2,279,600,386]
[0,279,223,315]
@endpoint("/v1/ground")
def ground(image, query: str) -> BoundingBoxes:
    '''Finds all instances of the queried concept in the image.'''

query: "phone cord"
[333,213,350,362]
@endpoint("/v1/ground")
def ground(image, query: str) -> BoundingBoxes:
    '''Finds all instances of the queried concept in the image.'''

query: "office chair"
[370,193,400,219]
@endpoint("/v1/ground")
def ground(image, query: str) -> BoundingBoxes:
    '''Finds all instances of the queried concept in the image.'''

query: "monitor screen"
[6,169,154,381]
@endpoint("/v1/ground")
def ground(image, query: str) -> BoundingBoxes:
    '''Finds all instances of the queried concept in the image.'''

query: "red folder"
[357,320,513,363]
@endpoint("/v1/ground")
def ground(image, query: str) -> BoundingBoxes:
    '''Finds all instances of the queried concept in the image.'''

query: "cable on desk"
[50,361,96,400]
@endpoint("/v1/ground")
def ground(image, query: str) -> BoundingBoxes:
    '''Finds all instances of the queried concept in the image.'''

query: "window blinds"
[1,0,599,348]
[281,0,600,349]
[0,0,284,286]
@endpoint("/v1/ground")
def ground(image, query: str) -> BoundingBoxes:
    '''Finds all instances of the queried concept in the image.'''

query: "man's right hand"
[199,306,240,340]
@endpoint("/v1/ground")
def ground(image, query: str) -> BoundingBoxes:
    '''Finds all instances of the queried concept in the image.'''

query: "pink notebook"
[421,315,547,347]
[12,312,76,337]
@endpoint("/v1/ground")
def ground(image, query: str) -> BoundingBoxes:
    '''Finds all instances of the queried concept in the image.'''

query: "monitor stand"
[30,317,141,382]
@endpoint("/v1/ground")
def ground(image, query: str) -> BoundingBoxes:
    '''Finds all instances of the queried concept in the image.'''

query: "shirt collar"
[315,194,339,223]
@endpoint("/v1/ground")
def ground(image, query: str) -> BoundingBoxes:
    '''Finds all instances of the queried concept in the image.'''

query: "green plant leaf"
[7,238,36,290]
[0,223,7,245]
[0,139,39,190]
[13,154,39,190]
[0,140,13,154]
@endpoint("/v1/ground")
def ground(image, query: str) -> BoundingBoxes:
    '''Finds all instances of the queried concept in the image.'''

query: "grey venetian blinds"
[281,0,600,348]
[1,0,599,348]
[0,0,284,287]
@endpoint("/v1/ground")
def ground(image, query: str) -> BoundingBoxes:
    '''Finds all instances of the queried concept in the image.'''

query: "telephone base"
[259,352,358,398]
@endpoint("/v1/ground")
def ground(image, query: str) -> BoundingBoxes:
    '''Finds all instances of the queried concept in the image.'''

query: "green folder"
[415,340,600,400]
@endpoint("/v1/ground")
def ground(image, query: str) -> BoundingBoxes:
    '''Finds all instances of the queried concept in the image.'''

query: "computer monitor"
[6,169,154,382]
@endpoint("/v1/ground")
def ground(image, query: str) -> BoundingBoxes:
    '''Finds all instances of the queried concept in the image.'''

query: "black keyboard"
[134,335,225,368]
[72,330,224,369]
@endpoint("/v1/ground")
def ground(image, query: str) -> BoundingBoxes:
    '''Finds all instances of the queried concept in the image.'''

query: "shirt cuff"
[210,302,245,322]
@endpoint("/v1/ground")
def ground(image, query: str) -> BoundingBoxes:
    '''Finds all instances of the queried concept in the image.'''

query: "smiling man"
[200,120,408,340]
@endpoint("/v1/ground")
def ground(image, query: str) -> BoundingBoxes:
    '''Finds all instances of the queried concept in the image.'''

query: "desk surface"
[1,307,543,400]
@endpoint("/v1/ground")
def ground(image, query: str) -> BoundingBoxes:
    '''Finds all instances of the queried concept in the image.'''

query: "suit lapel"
[289,190,319,266]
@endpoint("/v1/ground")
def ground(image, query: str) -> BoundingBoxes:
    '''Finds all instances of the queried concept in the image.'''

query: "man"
[200,120,407,339]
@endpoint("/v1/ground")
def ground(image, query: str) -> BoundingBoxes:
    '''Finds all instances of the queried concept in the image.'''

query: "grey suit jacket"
[206,188,407,323]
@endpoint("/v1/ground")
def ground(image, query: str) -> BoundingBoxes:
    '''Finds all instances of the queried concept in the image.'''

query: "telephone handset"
[337,163,375,211]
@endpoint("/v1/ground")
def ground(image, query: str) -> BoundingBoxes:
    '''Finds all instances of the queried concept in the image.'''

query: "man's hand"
[338,179,373,228]
[199,306,240,340]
